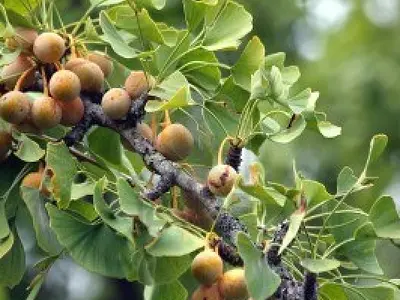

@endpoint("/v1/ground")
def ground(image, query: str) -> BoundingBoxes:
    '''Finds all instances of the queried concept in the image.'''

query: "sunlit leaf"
[203,1,252,51]
[232,36,265,91]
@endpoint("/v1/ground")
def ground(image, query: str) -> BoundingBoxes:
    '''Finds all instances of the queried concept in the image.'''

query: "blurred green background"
[2,0,400,299]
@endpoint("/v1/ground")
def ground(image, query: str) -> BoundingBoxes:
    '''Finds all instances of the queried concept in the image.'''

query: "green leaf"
[0,232,13,259]
[203,1,252,51]
[117,179,166,236]
[215,75,250,112]
[237,232,280,300]
[68,201,98,222]
[279,208,306,255]
[281,66,300,85]
[287,89,317,114]
[337,166,358,195]
[0,228,25,288]
[85,17,100,40]
[13,133,45,162]
[363,134,388,174]
[317,121,342,138]
[0,48,20,67]
[144,280,188,300]
[183,0,217,31]
[99,11,139,58]
[265,52,286,69]
[326,201,383,274]
[370,196,400,239]
[147,71,194,112]
[140,253,192,285]
[302,179,333,208]
[71,179,96,200]
[232,36,265,91]
[145,225,204,256]
[0,201,10,240]
[270,114,306,144]
[21,187,62,255]
[239,180,286,207]
[112,6,164,44]
[135,0,166,10]
[320,283,396,300]
[47,204,135,279]
[300,258,341,273]
[26,275,45,300]
[87,127,126,171]
[93,178,135,244]
[46,142,77,209]
[178,47,221,91]
[90,0,125,7]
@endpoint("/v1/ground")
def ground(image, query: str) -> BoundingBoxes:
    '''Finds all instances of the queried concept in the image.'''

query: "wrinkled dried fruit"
[49,70,81,102]
[192,250,224,286]
[155,123,194,161]
[31,96,62,129]
[207,164,237,197]
[0,91,31,124]
[33,32,66,63]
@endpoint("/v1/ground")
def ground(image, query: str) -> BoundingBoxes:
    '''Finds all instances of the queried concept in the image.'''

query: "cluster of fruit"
[191,249,249,300]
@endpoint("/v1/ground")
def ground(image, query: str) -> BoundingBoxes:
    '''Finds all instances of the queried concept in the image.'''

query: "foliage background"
[2,0,400,299]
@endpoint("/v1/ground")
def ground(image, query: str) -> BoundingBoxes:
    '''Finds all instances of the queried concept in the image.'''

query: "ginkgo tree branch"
[64,92,316,300]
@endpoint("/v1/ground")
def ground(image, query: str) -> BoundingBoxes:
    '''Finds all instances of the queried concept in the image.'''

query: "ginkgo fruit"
[65,58,104,92]
[155,123,194,161]
[101,88,131,120]
[58,97,84,126]
[87,52,114,77]
[0,91,31,124]
[218,269,249,300]
[207,164,237,196]
[31,96,62,129]
[191,250,224,286]
[49,70,81,102]
[192,284,223,300]
[33,32,66,63]
[124,71,154,99]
